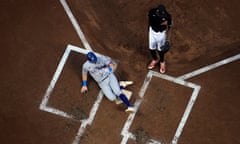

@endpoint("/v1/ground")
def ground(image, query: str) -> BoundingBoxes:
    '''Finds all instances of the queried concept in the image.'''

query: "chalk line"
[178,54,240,80]
[121,71,201,144]
[72,91,104,144]
[60,0,92,50]
[39,46,71,109]
[39,44,103,143]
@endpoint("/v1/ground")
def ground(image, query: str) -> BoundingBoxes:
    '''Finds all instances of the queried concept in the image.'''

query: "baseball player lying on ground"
[80,52,135,113]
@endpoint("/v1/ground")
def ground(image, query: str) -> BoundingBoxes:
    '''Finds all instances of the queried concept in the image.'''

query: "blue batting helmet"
[87,52,97,63]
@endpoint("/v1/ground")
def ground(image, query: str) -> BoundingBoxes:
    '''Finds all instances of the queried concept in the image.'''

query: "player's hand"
[109,62,116,72]
[161,20,168,25]
[81,86,88,93]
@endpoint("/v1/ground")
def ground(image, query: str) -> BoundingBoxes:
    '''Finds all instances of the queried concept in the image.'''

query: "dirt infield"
[1,0,240,144]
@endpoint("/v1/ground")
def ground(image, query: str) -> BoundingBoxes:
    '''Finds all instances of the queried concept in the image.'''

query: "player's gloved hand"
[81,86,88,93]
[160,41,171,53]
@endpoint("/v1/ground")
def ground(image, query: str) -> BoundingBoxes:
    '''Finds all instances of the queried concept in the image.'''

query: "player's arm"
[81,65,88,93]
[164,13,172,30]
[108,63,115,72]
[161,20,168,26]
[108,59,118,72]
[81,74,88,93]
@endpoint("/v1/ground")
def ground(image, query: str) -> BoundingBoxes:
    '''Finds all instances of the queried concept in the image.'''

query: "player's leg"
[157,50,166,73]
[99,78,117,101]
[157,31,167,73]
[148,27,159,69]
[108,74,134,113]
[115,81,133,105]
[108,74,130,103]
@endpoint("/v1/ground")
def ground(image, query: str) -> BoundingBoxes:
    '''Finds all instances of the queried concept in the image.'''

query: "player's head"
[156,4,166,15]
[87,52,97,63]
[157,4,166,12]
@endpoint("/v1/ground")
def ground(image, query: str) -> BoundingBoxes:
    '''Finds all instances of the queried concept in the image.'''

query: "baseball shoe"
[160,62,166,74]
[125,106,135,114]
[119,81,133,88]
[148,59,159,69]
[115,97,122,105]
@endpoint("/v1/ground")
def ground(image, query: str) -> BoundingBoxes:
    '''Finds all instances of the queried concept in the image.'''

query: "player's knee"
[105,95,116,101]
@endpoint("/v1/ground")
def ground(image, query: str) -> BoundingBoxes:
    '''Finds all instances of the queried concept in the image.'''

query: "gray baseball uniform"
[82,55,121,101]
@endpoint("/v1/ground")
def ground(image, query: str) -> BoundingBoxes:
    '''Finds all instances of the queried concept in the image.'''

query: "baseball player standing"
[147,4,172,73]
[80,52,135,113]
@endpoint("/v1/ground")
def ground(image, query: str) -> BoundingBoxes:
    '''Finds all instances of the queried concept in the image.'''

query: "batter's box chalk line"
[39,44,239,144]
[121,53,240,144]
[39,45,106,143]
[120,70,201,144]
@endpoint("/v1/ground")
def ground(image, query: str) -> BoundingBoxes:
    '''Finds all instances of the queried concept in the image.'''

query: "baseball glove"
[160,41,171,53]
